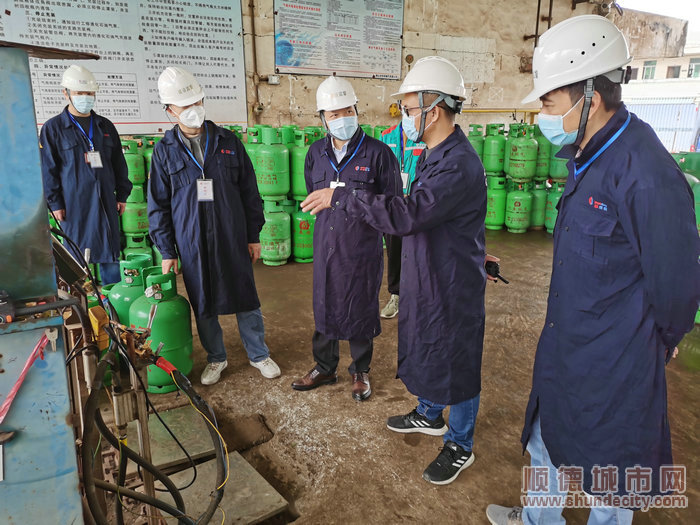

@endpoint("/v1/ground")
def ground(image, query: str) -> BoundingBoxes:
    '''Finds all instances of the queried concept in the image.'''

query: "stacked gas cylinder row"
[233,123,389,266]
[467,123,569,234]
[120,137,167,264]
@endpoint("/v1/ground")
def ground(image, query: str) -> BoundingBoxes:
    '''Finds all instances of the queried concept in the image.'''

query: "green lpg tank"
[467,124,485,160]
[360,124,373,136]
[256,128,290,201]
[485,175,507,230]
[483,124,506,173]
[121,199,148,233]
[549,145,569,180]
[129,272,193,394]
[503,123,522,176]
[533,125,551,180]
[142,136,162,177]
[123,234,153,261]
[126,184,145,203]
[244,126,264,172]
[530,182,547,230]
[509,126,538,181]
[292,209,316,263]
[122,140,146,184]
[279,125,297,145]
[545,181,566,234]
[107,254,151,325]
[682,152,700,177]
[291,129,311,201]
[260,201,291,266]
[505,182,532,233]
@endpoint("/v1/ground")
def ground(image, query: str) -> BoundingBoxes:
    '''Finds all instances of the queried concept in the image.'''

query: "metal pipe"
[534,0,542,46]
[548,0,554,29]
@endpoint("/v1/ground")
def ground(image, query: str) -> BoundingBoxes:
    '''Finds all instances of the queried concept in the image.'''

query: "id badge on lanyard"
[197,177,214,201]
[85,150,103,168]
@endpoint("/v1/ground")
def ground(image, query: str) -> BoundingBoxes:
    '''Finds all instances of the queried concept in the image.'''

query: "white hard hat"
[316,76,358,112]
[61,65,99,92]
[522,15,632,104]
[392,56,467,100]
[158,66,205,106]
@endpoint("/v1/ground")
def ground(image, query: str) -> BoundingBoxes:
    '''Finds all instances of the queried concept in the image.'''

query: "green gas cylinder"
[122,141,146,184]
[256,128,290,201]
[505,176,516,193]
[279,125,297,145]
[534,125,551,180]
[292,209,316,263]
[107,254,152,325]
[549,145,569,180]
[509,126,538,181]
[129,272,193,394]
[483,124,506,173]
[467,124,485,159]
[373,126,390,139]
[485,176,507,230]
[260,201,291,266]
[291,129,311,201]
[281,199,298,215]
[503,123,522,176]
[126,184,145,203]
[245,127,263,172]
[530,182,547,230]
[123,234,153,261]
[121,200,149,233]
[505,183,532,233]
[545,182,566,234]
[360,124,373,136]
[683,152,700,177]
[693,183,700,233]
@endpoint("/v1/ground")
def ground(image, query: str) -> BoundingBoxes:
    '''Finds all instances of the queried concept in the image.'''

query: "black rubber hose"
[81,353,117,525]
[14,296,79,316]
[93,479,195,525]
[94,410,187,517]
[171,370,226,523]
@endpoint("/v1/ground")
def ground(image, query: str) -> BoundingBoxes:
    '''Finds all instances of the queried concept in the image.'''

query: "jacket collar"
[419,124,466,167]
[60,106,98,129]
[557,104,629,166]
[322,127,366,162]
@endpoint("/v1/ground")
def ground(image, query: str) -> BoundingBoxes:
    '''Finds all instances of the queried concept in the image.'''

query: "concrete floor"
[148,229,698,524]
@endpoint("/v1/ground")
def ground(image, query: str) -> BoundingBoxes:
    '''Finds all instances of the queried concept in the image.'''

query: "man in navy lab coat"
[40,65,131,284]
[486,16,700,525]
[148,67,280,386]
[291,76,402,402]
[303,56,489,485]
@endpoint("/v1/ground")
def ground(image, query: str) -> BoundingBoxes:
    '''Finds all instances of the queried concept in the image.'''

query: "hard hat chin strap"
[574,78,594,147]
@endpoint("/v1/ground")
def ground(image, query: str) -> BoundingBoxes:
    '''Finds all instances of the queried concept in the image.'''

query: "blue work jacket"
[148,122,265,318]
[334,125,487,404]
[305,129,401,340]
[40,107,131,263]
[522,105,700,498]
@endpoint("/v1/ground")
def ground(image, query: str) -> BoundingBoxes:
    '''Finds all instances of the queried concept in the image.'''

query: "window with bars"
[642,60,657,80]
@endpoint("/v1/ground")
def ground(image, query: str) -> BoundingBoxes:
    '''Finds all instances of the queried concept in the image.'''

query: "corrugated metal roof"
[626,99,700,152]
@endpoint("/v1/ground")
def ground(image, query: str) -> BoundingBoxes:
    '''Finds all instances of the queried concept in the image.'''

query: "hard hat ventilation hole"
[570,60,574,64]
[592,42,596,46]
[581,51,586,55]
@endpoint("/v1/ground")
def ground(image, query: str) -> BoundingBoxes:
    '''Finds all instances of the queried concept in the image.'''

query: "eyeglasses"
[399,104,423,118]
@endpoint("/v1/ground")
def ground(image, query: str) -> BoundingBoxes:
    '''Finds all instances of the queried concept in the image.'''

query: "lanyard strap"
[574,113,631,181]
[67,112,94,151]
[399,125,405,172]
[328,132,365,179]
[177,124,209,176]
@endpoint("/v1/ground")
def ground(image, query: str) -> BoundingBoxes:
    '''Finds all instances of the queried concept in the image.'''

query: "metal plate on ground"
[125,405,215,476]
[160,454,288,524]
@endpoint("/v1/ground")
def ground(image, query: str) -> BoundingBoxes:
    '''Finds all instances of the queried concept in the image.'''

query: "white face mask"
[177,105,206,128]
[326,115,358,141]
[71,94,95,114]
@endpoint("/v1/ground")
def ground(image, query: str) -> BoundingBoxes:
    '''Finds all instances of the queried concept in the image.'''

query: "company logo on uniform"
[220,149,235,155]
[589,196,608,211]
[355,166,370,172]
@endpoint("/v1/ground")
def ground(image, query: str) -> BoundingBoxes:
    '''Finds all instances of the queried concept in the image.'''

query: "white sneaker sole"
[424,452,475,485]
[201,363,228,386]
[386,423,448,436]
[250,361,281,379]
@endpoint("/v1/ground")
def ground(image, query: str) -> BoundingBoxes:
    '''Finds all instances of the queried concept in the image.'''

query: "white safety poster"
[0,0,247,133]
[274,0,403,79]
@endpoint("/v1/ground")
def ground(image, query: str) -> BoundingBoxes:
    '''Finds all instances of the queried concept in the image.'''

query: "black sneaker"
[386,408,448,436]
[422,441,474,485]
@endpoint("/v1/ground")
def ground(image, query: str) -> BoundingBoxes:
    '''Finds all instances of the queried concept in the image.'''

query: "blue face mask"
[327,115,358,141]
[71,94,95,114]
[402,114,420,142]
[537,96,583,146]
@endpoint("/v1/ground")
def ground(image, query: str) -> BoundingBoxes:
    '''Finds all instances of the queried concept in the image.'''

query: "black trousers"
[384,233,402,295]
[312,330,373,375]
